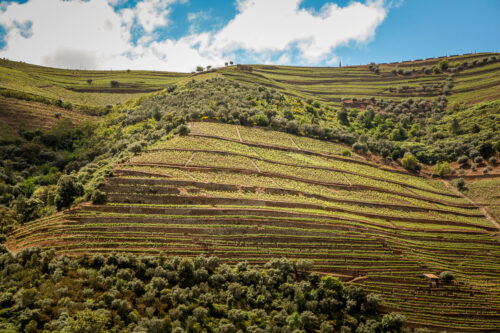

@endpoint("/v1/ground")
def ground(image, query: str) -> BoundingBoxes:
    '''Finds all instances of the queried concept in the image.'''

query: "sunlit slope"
[0,59,212,106]
[220,52,500,105]
[8,122,500,331]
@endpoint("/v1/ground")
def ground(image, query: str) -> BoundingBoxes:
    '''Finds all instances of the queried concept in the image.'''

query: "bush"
[474,156,484,164]
[439,271,455,283]
[438,59,449,71]
[352,142,367,153]
[434,161,451,177]
[341,149,351,157]
[489,156,498,165]
[176,124,190,135]
[91,190,107,205]
[110,80,119,88]
[456,178,465,190]
[457,155,468,165]
[285,120,299,134]
[128,142,142,154]
[86,79,92,85]
[252,113,269,126]
[401,153,420,172]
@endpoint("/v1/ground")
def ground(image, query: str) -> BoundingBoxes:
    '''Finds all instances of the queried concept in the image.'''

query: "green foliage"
[341,149,351,157]
[438,59,449,71]
[55,174,84,210]
[0,252,384,332]
[91,189,107,205]
[433,161,452,177]
[61,310,109,333]
[401,153,420,172]
[252,113,269,126]
[381,312,406,333]
[457,177,465,190]
[439,271,456,283]
[320,276,343,292]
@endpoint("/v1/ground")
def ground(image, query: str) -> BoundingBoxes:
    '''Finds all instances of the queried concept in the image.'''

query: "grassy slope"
[0,59,220,106]
[8,122,500,331]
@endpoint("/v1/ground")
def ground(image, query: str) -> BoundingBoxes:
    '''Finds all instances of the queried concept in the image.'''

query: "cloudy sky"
[0,0,499,72]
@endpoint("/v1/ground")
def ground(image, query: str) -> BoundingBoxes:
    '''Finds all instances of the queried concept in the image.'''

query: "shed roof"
[423,273,439,279]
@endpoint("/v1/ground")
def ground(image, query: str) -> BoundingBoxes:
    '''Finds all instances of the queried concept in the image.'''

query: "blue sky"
[0,0,499,71]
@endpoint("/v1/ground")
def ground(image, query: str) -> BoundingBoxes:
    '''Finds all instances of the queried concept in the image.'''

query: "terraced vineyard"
[220,52,500,105]
[8,122,500,331]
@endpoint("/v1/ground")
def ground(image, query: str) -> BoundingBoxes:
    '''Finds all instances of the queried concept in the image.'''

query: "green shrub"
[457,155,468,165]
[110,80,119,88]
[489,156,498,165]
[176,124,190,135]
[128,142,142,154]
[352,142,367,153]
[439,271,455,283]
[401,153,420,171]
[438,59,449,71]
[91,190,107,205]
[433,161,451,177]
[456,178,465,190]
[252,113,269,126]
[341,149,351,157]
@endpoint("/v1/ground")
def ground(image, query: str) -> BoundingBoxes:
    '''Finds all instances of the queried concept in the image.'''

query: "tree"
[321,276,343,293]
[434,161,451,177]
[401,153,420,172]
[55,174,84,210]
[110,80,119,88]
[381,313,406,333]
[439,271,455,283]
[86,79,92,85]
[0,207,16,233]
[229,61,234,65]
[438,59,449,71]
[457,155,469,165]
[206,65,212,71]
[456,178,465,190]
[225,62,228,66]
[196,66,204,72]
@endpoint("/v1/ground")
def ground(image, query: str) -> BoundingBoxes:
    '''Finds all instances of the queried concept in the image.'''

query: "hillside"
[220,52,500,105]
[1,54,500,332]
[8,122,500,331]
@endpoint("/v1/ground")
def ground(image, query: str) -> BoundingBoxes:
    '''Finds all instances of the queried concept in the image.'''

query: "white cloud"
[0,0,389,71]
[0,0,131,69]
[211,0,387,63]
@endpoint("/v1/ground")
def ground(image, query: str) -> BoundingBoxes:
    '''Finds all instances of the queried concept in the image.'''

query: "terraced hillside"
[8,122,500,331]
[220,52,500,105]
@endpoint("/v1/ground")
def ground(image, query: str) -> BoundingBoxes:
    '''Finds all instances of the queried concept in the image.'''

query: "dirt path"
[441,179,500,234]
[235,126,243,142]
[288,136,301,150]
[185,152,196,167]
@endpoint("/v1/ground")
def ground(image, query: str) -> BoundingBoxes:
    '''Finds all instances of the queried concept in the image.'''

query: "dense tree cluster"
[0,247,401,333]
